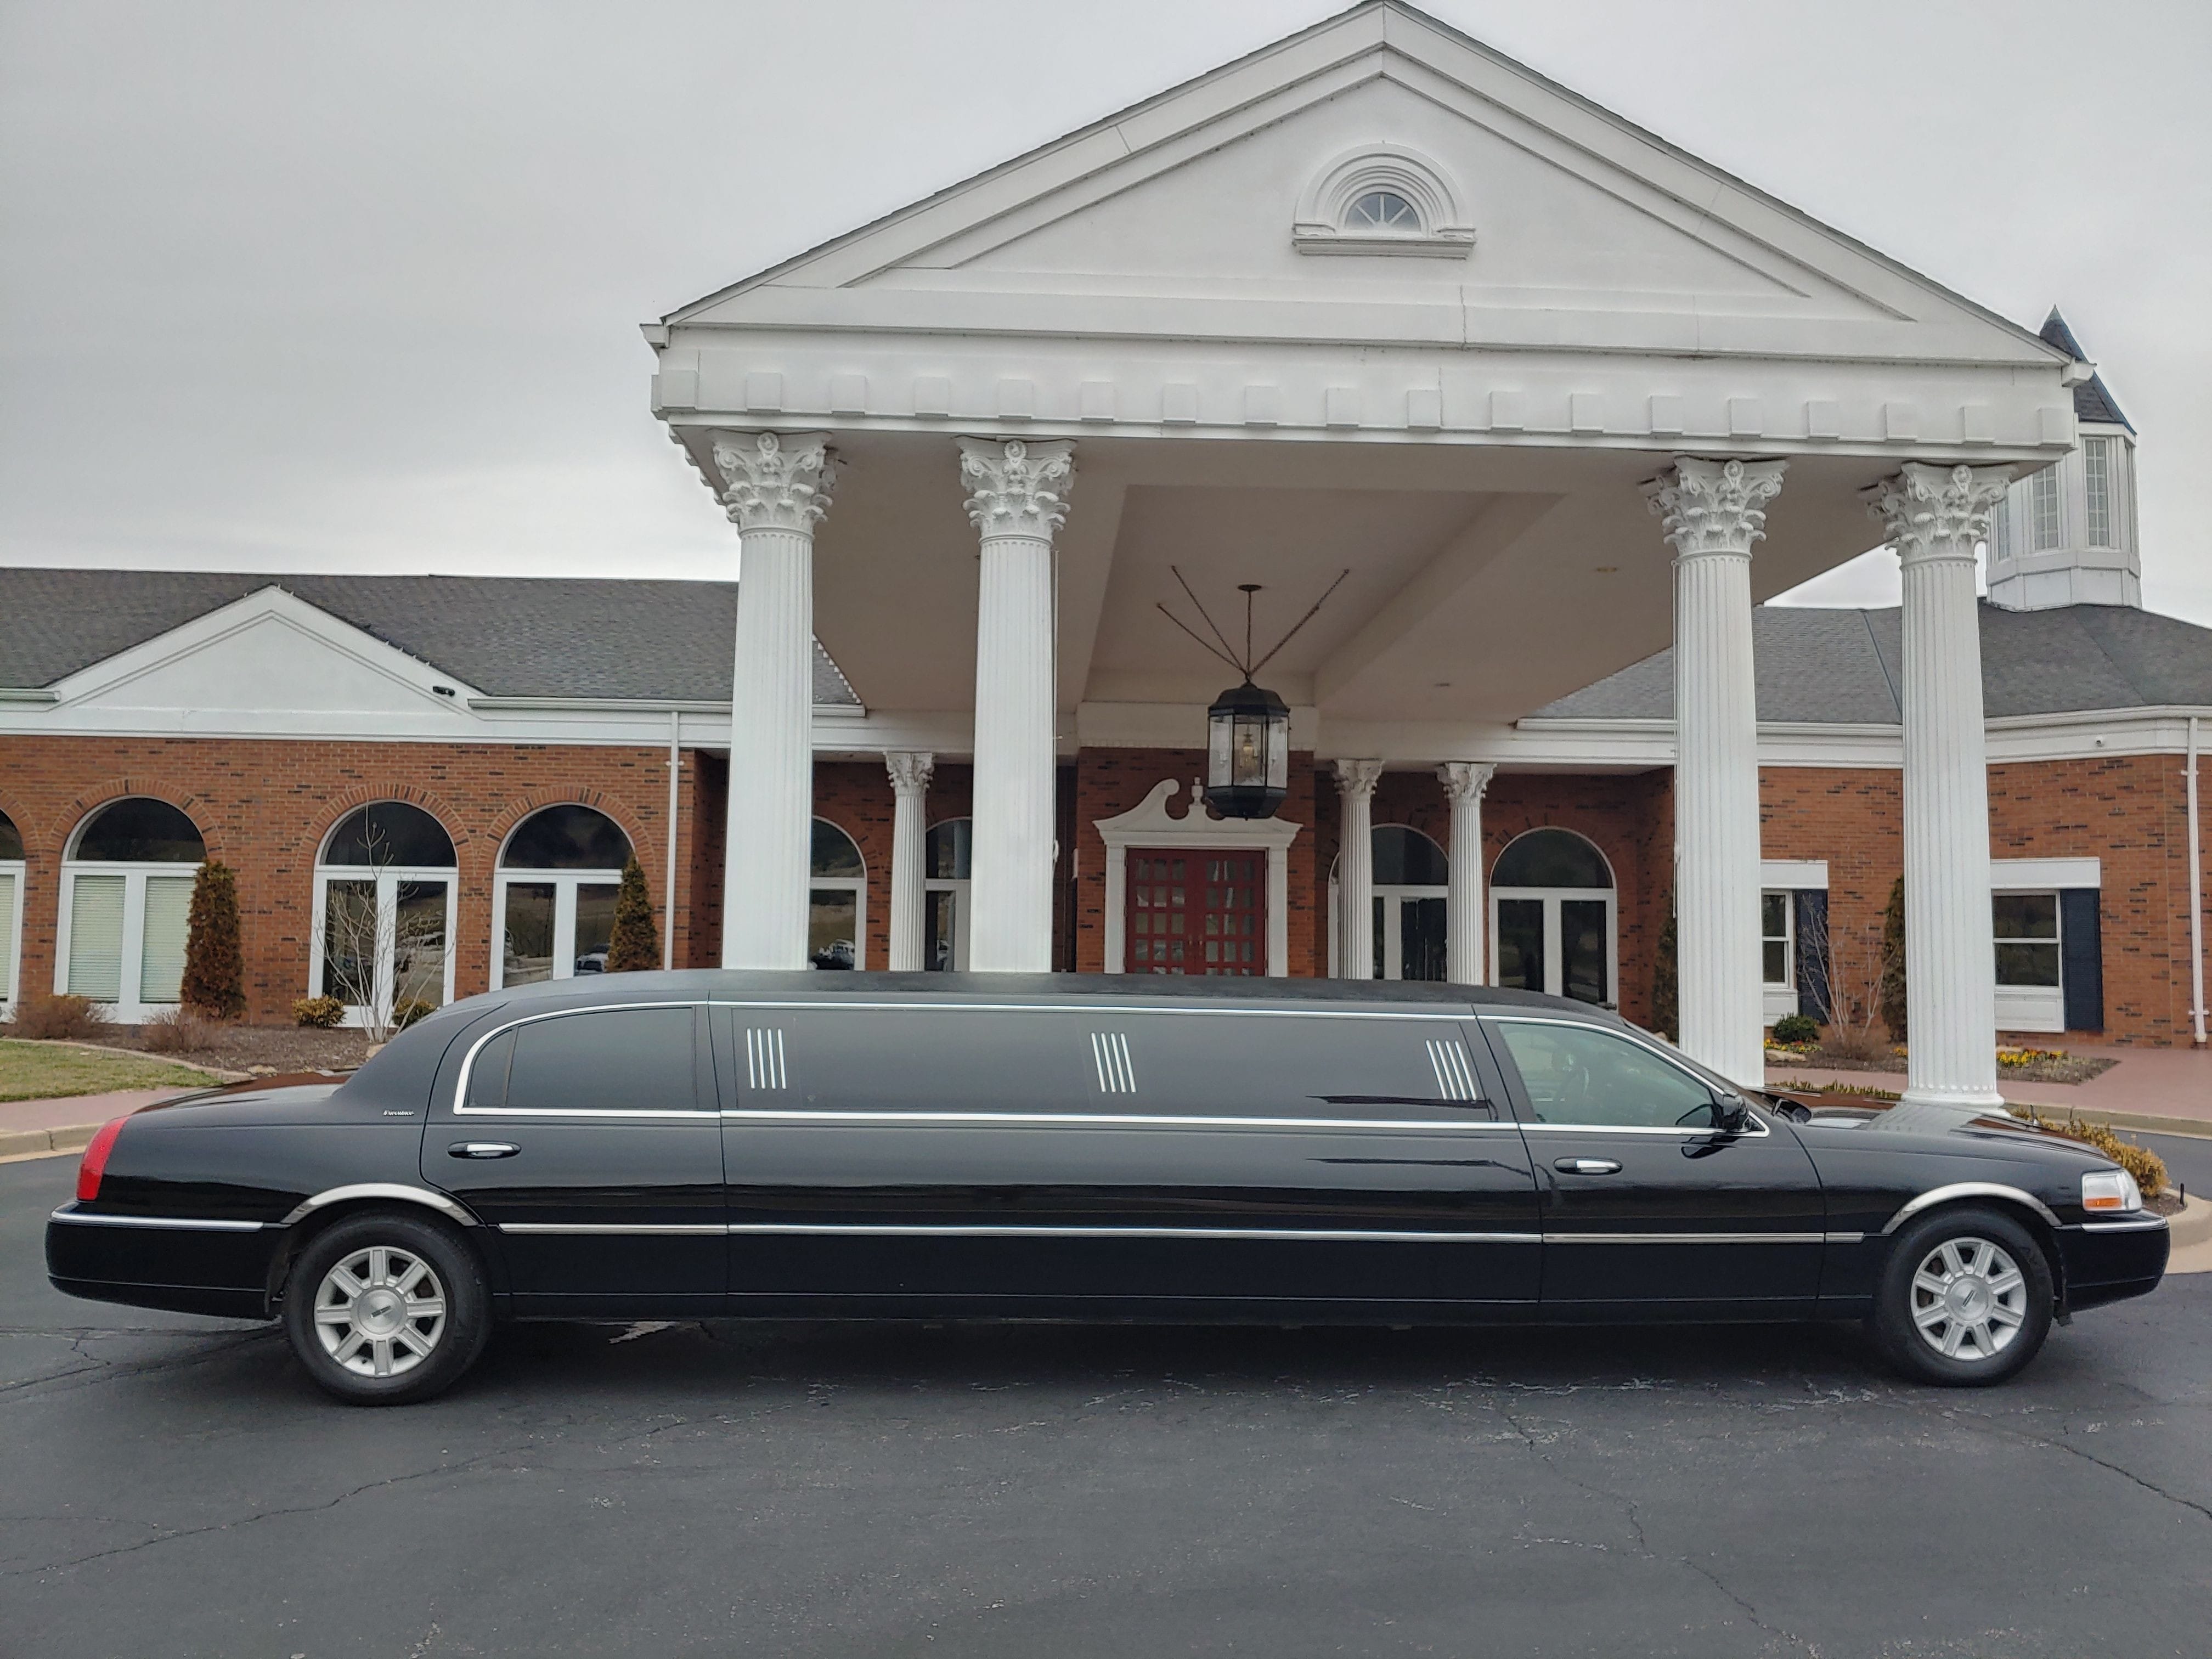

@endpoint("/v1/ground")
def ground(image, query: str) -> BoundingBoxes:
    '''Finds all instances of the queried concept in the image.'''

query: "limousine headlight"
[2082,1169,2143,1215]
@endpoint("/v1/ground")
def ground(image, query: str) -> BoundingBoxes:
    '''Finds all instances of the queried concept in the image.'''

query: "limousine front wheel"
[281,1212,489,1405]
[1873,1206,2053,1386]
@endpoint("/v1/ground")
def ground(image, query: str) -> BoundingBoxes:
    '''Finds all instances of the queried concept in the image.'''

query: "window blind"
[139,875,194,1003]
[0,873,15,1001]
[66,874,126,1001]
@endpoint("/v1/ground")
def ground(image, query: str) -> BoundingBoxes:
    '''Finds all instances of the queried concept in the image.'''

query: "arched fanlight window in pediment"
[1293,145,1475,258]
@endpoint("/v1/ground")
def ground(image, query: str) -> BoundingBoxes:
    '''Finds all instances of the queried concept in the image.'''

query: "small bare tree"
[319,823,447,1042]
[1810,903,1892,1066]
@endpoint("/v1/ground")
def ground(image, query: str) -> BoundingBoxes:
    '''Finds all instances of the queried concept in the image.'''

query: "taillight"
[76,1116,130,1203]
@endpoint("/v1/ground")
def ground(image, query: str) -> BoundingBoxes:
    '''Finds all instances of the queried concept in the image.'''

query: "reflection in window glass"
[1493,830,1610,889]
[1496,898,1544,992]
[75,799,205,864]
[1401,897,1447,981]
[1761,891,1792,986]
[572,883,618,973]
[503,883,556,985]
[1494,1020,1717,1128]
[323,803,456,868]
[809,890,857,969]
[321,879,379,1005]
[1373,826,1448,887]
[0,809,22,862]
[1994,893,2061,988]
[927,820,972,879]
[810,820,864,878]
[1561,900,1608,1005]
[501,805,631,871]
[503,1007,697,1113]
[927,889,959,972]
[393,882,449,1007]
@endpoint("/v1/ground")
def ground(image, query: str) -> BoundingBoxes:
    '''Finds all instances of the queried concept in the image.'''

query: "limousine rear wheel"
[1873,1206,2052,1387]
[281,1211,489,1405]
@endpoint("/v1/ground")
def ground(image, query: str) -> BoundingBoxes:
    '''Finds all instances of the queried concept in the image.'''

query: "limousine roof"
[465,970,1609,1018]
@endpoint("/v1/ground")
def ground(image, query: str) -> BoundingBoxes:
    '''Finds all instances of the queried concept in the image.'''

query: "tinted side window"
[727,1006,1490,1120]
[1490,1020,1717,1129]
[475,1007,699,1113]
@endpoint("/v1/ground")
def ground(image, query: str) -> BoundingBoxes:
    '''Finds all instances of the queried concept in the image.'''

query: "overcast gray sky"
[3,1,2206,620]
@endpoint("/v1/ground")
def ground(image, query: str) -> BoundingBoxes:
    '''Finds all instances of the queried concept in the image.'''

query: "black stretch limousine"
[48,973,2168,1403]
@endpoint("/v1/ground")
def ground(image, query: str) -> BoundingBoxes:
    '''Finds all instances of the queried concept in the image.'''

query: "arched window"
[809,819,866,969]
[1348,189,1419,231]
[1329,825,1449,980]
[924,818,972,972]
[60,798,207,1016]
[1491,828,1616,1006]
[495,805,635,988]
[313,802,459,1025]
[0,809,22,1014]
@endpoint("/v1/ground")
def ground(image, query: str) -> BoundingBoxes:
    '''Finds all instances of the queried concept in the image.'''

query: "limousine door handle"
[448,1142,522,1160]
[1553,1158,1622,1176]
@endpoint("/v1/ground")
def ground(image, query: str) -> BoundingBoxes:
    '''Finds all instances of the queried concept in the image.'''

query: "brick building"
[3,2,2205,1112]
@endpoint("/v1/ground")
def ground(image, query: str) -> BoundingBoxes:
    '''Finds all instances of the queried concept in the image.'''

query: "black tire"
[281,1210,490,1405]
[1872,1205,2053,1387]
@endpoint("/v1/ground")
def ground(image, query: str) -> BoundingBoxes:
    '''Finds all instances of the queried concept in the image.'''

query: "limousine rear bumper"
[46,1206,276,1320]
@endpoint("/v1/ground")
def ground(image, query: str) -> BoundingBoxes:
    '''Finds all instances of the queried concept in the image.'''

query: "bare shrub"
[1809,907,1896,1068]
[7,994,104,1041]
[140,1006,224,1055]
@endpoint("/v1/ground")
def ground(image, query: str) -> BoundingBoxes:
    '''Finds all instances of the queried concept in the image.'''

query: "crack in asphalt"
[0,1329,276,1398]
[1954,1410,2212,1523]
[1681,1558,1822,1657]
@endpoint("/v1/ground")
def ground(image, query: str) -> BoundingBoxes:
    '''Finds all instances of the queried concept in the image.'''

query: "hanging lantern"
[1205,678,1290,819]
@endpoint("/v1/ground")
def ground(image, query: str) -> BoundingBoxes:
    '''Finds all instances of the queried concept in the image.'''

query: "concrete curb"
[0,1122,101,1161]
[2012,1105,2212,1142]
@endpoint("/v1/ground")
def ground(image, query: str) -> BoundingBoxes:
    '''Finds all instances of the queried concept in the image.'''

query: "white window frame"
[492,867,629,990]
[924,817,971,973]
[55,861,201,1022]
[2083,436,2112,549]
[2030,465,2064,551]
[1991,887,2064,1035]
[308,866,459,1029]
[808,817,867,971]
[0,857,24,1018]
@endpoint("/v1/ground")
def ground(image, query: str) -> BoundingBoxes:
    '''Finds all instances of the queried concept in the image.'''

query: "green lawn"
[0,1040,220,1103]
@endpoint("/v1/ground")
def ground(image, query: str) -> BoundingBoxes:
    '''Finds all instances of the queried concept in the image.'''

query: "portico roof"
[647,0,2087,743]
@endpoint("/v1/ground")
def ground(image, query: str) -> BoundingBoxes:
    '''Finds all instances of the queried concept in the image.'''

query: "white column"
[711,431,836,969]
[1649,456,1786,1083]
[961,438,1074,973]
[1872,463,2011,1114]
[1438,762,1497,986]
[1334,759,1385,980]
[884,751,934,973]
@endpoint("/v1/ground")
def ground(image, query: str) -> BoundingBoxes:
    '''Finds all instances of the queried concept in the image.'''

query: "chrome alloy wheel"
[1909,1235,2028,1362]
[311,1245,447,1378]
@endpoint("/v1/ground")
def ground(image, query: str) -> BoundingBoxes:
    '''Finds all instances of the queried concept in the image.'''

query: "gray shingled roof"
[2039,309,2133,433]
[0,568,859,705]
[1534,602,2212,724]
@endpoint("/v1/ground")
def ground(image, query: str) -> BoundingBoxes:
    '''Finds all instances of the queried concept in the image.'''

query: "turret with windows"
[1987,310,2140,611]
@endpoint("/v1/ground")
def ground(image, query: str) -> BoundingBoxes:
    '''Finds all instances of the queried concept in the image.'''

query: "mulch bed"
[94,1023,375,1076]
[1770,1048,2118,1086]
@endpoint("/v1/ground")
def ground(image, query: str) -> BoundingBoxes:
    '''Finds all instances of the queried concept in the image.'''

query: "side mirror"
[1713,1093,1752,1135]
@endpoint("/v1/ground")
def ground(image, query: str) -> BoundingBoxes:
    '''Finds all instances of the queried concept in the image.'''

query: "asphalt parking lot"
[5,1146,2210,1659]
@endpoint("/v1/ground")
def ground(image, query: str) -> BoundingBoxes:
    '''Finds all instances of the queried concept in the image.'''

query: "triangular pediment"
[669,2,2060,367]
[53,586,482,727]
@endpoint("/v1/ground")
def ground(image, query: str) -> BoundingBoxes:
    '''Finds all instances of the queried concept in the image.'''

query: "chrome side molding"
[1880,1182,2063,1234]
[278,1183,483,1228]
[49,1207,264,1233]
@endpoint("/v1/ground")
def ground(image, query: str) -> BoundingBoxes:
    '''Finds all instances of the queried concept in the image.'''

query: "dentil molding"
[712,431,837,533]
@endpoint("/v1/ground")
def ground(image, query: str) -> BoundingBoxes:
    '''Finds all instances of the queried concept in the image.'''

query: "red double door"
[1125,849,1265,975]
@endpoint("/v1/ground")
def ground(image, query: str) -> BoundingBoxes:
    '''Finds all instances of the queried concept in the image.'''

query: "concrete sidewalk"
[1768,1041,2212,1136]
[0,1090,198,1160]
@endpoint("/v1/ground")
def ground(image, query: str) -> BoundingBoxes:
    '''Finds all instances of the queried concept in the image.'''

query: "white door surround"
[1096,780,1299,978]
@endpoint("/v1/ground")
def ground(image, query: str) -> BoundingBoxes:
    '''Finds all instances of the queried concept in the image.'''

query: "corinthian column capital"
[1647,457,1788,559]
[1437,761,1496,804]
[884,751,935,797]
[1867,462,2012,567]
[712,431,837,533]
[1333,758,1386,800]
[959,438,1075,539]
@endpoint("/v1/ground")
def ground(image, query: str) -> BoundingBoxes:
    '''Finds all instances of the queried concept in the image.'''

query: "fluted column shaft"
[885,752,934,973]
[962,439,1074,973]
[1335,760,1385,979]
[1875,464,2011,1113]
[1440,763,1496,985]
[1651,457,1786,1082]
[713,432,836,970]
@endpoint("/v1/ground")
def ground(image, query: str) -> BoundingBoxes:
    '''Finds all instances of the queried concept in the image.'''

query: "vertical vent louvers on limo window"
[1426,1039,1480,1103]
[1090,1031,1137,1094]
[744,1027,788,1091]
